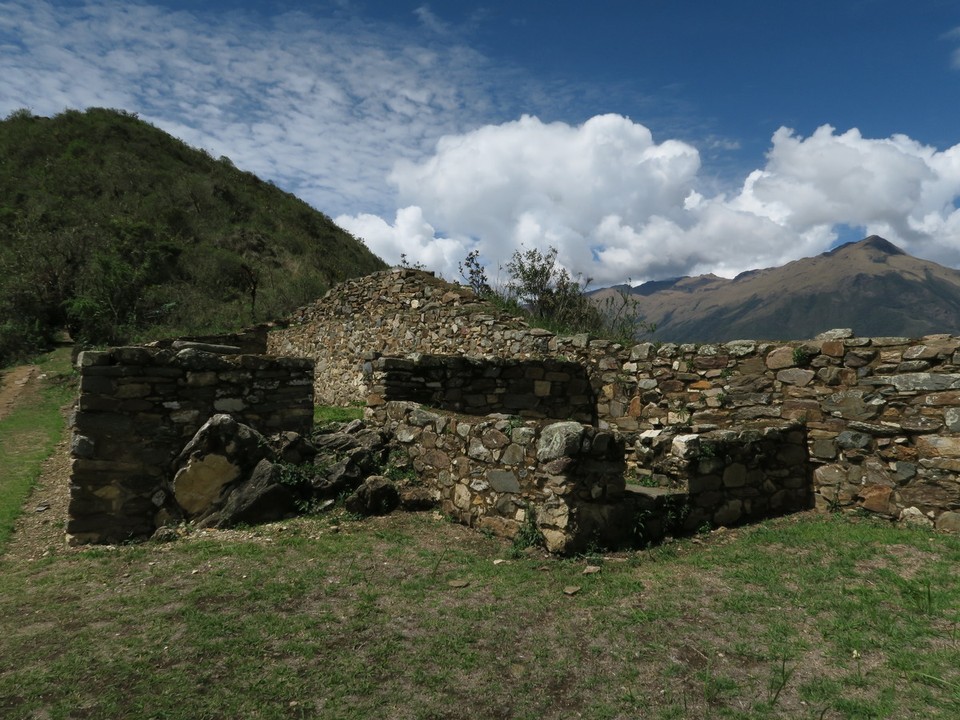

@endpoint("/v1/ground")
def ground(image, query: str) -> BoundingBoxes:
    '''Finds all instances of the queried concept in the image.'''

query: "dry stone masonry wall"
[268,269,555,405]
[271,269,960,529]
[372,401,629,553]
[69,344,314,544]
[633,424,811,531]
[368,354,596,423]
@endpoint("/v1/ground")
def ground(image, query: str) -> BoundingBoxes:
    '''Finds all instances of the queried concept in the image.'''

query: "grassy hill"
[0,107,386,364]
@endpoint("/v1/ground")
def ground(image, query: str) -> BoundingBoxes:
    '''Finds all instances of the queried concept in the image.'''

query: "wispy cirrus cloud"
[0,0,513,216]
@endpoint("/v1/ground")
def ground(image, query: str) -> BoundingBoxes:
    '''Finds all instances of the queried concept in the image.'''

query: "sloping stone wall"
[271,269,960,527]
[267,268,555,405]
[69,346,313,544]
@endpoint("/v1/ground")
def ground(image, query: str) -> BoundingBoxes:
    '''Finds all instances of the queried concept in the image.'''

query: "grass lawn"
[1,352,959,719]
[1,509,958,719]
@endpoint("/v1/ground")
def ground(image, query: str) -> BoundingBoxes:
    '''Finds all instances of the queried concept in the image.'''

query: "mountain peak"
[826,235,906,257]
[859,235,906,255]
[609,233,960,342]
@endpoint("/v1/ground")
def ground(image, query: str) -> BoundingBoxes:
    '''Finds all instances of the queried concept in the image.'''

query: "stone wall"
[372,402,628,553]
[368,354,596,423]
[372,400,812,552]
[267,268,554,405]
[271,269,960,528]
[69,345,314,544]
[633,424,812,531]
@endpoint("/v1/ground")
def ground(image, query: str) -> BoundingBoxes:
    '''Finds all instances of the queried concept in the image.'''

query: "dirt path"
[0,365,39,423]
[0,363,74,563]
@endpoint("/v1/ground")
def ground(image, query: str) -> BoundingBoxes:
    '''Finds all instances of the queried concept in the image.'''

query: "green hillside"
[0,107,386,364]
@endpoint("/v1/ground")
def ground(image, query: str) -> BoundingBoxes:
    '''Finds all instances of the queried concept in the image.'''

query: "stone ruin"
[67,268,960,550]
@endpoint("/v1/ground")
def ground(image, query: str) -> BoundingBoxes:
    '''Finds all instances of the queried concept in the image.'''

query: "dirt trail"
[0,365,39,423]
[1,363,74,563]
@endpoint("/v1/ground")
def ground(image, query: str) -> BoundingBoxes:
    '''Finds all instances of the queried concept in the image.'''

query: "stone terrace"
[271,268,960,532]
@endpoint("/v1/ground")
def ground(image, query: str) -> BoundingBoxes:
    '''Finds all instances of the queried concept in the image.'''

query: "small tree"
[503,245,603,333]
[458,249,492,297]
[459,245,655,342]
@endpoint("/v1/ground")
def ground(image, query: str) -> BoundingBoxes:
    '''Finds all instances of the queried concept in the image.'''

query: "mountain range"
[592,236,960,343]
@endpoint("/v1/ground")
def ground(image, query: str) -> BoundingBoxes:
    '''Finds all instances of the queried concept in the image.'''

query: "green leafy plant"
[0,107,386,365]
[457,245,654,343]
[792,346,815,368]
[510,506,543,557]
[382,448,418,484]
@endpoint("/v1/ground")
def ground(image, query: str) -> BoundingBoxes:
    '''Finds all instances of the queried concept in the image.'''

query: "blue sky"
[2,0,959,284]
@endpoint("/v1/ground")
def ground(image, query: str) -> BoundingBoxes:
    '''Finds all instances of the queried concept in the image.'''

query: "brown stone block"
[821,340,845,357]
[782,399,823,422]
[859,485,893,514]
[921,391,960,406]
[694,355,730,370]
[916,435,960,457]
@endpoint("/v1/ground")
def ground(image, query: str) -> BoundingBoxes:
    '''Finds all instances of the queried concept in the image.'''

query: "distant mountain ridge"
[592,236,960,342]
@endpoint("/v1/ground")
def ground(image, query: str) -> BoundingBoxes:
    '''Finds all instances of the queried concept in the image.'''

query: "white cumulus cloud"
[340,117,960,283]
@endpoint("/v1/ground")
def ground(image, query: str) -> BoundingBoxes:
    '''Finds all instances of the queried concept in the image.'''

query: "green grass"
[1,509,959,719]
[2,352,959,718]
[314,404,364,424]
[0,348,75,550]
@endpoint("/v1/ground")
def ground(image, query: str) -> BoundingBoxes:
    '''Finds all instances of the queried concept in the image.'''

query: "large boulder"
[171,414,275,520]
[202,459,298,528]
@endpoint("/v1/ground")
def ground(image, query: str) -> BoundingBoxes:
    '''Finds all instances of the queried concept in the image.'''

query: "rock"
[271,431,318,464]
[935,511,960,533]
[399,486,437,511]
[776,368,816,386]
[151,526,180,543]
[899,506,933,528]
[310,427,389,497]
[170,340,242,355]
[821,390,882,421]
[859,485,893,515]
[915,435,960,458]
[344,476,400,516]
[815,329,854,341]
[173,453,241,515]
[671,434,700,460]
[864,373,960,392]
[836,431,872,450]
[537,422,584,461]
[172,414,275,517]
[487,470,521,493]
[206,459,298,528]
[765,346,795,370]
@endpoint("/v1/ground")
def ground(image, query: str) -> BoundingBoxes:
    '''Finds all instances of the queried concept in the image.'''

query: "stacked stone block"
[632,424,811,531]
[367,354,595,423]
[372,402,626,553]
[69,346,314,544]
[270,269,960,527]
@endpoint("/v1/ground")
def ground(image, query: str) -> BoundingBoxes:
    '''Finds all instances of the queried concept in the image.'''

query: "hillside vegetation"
[0,107,386,365]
